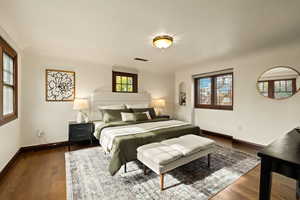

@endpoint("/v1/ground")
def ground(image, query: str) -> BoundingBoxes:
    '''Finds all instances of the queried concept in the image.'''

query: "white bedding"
[98,120,189,153]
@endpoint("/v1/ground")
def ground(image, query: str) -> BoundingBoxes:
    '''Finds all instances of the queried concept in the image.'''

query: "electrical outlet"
[36,129,44,137]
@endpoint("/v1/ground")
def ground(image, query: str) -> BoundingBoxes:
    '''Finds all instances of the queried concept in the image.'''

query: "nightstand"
[156,115,170,119]
[68,121,94,151]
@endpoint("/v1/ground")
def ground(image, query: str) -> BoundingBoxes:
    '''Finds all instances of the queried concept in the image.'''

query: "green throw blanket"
[96,119,201,175]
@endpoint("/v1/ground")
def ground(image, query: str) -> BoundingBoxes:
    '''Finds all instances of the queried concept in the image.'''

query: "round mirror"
[257,66,300,99]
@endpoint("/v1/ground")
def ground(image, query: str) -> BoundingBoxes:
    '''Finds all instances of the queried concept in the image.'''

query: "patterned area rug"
[65,145,260,200]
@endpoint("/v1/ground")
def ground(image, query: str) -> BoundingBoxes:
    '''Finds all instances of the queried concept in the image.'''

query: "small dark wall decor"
[46,69,75,101]
[179,82,186,106]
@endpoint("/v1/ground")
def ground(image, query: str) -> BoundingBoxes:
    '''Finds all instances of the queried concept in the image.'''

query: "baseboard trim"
[0,141,69,180]
[233,139,265,150]
[202,129,233,140]
[20,141,69,152]
[202,129,265,150]
[0,149,22,181]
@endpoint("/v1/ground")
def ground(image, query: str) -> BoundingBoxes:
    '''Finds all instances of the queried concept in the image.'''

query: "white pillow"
[121,112,135,122]
[125,104,149,109]
[143,111,152,120]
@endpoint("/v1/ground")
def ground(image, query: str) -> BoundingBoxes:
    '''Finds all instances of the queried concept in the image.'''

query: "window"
[112,71,137,93]
[258,79,296,99]
[194,72,233,110]
[258,81,269,97]
[0,36,18,126]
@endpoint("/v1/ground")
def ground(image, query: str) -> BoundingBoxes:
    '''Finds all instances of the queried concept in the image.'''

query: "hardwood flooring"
[0,137,296,200]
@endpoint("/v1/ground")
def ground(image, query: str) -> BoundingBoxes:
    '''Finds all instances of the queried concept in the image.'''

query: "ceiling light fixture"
[153,35,173,49]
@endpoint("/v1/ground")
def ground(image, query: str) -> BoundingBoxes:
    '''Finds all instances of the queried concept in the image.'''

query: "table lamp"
[73,98,89,123]
[152,99,166,116]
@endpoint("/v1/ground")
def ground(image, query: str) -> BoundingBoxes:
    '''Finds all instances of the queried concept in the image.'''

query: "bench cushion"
[161,134,215,156]
[137,143,183,165]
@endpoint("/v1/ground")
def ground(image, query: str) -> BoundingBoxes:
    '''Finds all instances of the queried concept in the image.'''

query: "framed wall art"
[45,69,75,101]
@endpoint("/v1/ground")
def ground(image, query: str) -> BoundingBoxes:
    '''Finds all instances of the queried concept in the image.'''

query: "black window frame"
[258,78,296,99]
[112,71,138,93]
[194,72,233,110]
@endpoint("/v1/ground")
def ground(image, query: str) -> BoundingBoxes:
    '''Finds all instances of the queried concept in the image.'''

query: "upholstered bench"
[137,134,216,190]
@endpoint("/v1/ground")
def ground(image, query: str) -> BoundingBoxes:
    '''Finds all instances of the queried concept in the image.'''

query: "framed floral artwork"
[45,69,75,101]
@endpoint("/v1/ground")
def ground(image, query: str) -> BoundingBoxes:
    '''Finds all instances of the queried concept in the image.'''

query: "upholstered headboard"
[89,89,151,120]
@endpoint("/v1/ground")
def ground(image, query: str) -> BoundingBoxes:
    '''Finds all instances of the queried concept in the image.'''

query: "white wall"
[0,26,21,171]
[175,42,300,146]
[21,51,174,147]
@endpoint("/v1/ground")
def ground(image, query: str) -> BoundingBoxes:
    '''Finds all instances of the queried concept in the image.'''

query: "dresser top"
[69,121,93,125]
[258,129,300,165]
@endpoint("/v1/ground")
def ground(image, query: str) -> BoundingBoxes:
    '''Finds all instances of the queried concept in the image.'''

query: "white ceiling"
[1,0,300,73]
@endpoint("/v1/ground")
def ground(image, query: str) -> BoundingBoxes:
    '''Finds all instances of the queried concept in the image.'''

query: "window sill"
[0,114,18,126]
[112,91,137,93]
[194,105,233,111]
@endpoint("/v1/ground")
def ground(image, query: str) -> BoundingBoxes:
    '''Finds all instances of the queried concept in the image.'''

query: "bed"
[90,90,200,175]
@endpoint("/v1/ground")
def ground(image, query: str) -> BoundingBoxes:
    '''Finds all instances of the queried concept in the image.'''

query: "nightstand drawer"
[69,123,94,142]
[70,124,92,132]
[69,131,90,141]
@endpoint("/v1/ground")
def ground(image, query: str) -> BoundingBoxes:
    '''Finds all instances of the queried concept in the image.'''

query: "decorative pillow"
[121,112,135,122]
[102,109,131,123]
[125,104,149,109]
[133,113,149,121]
[143,111,152,120]
[97,104,126,120]
[131,108,156,119]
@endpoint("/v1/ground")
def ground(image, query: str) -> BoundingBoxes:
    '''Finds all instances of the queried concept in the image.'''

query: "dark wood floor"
[0,136,296,200]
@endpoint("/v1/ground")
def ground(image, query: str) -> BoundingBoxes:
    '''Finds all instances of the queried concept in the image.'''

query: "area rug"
[65,145,260,200]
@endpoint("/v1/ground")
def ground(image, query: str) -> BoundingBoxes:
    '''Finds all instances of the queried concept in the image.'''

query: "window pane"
[128,84,133,92]
[258,82,268,97]
[121,76,127,84]
[275,91,293,99]
[274,80,293,99]
[121,84,127,92]
[3,86,14,115]
[216,74,232,105]
[274,81,280,92]
[280,81,286,91]
[198,78,212,104]
[116,76,121,83]
[286,80,293,92]
[3,53,14,85]
[128,77,133,84]
[116,84,121,92]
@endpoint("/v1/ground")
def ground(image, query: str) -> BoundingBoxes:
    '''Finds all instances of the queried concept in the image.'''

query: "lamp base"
[155,108,163,116]
[76,112,84,123]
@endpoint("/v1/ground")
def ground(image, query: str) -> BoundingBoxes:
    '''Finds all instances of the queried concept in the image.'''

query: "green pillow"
[131,108,156,119]
[133,113,149,121]
[102,109,131,123]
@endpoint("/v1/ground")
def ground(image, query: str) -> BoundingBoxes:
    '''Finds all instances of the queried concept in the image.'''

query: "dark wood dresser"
[258,128,300,200]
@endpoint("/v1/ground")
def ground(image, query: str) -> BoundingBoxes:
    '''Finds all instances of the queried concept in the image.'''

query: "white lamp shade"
[73,98,89,110]
[152,99,166,108]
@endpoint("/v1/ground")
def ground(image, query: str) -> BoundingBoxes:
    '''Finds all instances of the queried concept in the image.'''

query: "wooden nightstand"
[156,115,170,119]
[68,121,94,151]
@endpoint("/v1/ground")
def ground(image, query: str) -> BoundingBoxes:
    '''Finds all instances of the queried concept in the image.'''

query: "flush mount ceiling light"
[153,35,173,49]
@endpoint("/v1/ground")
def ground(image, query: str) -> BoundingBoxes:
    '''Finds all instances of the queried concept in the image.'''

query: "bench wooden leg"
[208,154,211,168]
[143,164,147,175]
[160,174,164,191]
